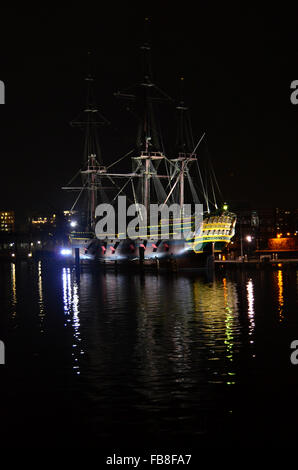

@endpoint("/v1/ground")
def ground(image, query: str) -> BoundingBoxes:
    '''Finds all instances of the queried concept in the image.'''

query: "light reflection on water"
[276,269,284,322]
[10,262,17,319]
[62,267,84,375]
[3,262,298,445]
[246,278,255,340]
[37,260,45,332]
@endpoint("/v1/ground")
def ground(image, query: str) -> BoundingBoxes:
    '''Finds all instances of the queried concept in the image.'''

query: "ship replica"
[63,44,236,270]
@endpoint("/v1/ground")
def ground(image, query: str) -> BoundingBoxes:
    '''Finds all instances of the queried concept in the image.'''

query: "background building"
[0,210,15,232]
[226,204,298,258]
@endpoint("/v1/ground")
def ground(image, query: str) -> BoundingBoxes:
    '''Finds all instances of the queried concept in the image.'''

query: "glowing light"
[28,252,32,258]
[246,235,252,242]
[60,248,72,256]
[223,203,228,211]
[11,253,15,257]
[70,220,77,228]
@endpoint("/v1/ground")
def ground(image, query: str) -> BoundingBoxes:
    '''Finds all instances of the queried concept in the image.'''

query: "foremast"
[70,68,109,231]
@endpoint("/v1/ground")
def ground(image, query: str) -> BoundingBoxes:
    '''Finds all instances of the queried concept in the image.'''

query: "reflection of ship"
[63,44,236,269]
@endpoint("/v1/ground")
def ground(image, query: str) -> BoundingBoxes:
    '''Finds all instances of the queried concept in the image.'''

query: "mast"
[70,58,109,230]
[173,78,197,212]
[175,77,195,156]
[180,159,185,210]
[114,19,173,217]
[144,152,150,214]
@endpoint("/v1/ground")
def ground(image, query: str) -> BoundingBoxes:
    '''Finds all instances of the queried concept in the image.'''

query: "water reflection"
[62,267,84,375]
[222,277,234,364]
[193,277,239,386]
[276,269,284,322]
[78,272,243,400]
[37,261,45,332]
[134,276,194,400]
[246,278,255,341]
[4,262,298,445]
[10,262,17,318]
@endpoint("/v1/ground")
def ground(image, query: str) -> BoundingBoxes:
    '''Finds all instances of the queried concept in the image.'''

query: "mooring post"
[170,254,178,272]
[75,248,80,267]
[174,258,178,272]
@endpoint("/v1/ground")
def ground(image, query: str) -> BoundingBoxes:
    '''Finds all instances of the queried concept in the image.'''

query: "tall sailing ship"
[63,44,236,270]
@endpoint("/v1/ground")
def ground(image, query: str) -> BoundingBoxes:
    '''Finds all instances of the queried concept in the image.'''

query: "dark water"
[0,260,298,450]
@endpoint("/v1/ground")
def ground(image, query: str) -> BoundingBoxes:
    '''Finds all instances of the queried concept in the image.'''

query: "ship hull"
[69,236,214,271]
[68,212,236,271]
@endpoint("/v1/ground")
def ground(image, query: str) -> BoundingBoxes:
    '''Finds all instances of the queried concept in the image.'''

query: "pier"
[215,258,298,269]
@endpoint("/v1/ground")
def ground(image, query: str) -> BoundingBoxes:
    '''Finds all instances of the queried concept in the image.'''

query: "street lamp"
[240,228,253,259]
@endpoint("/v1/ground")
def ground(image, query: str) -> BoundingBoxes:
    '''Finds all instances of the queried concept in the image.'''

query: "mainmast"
[175,77,195,156]
[115,20,173,216]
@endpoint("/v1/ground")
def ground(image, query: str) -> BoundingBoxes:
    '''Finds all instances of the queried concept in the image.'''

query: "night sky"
[1,5,298,222]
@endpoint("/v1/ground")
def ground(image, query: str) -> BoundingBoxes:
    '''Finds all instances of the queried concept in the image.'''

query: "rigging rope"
[186,170,200,204]
[65,168,82,187]
[150,161,168,203]
[70,180,88,211]
[196,159,209,213]
[131,179,144,222]
[209,158,223,202]
[210,173,218,209]
[106,149,135,170]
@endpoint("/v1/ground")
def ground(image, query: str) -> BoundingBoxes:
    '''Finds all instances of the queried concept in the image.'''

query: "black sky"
[1,5,298,220]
